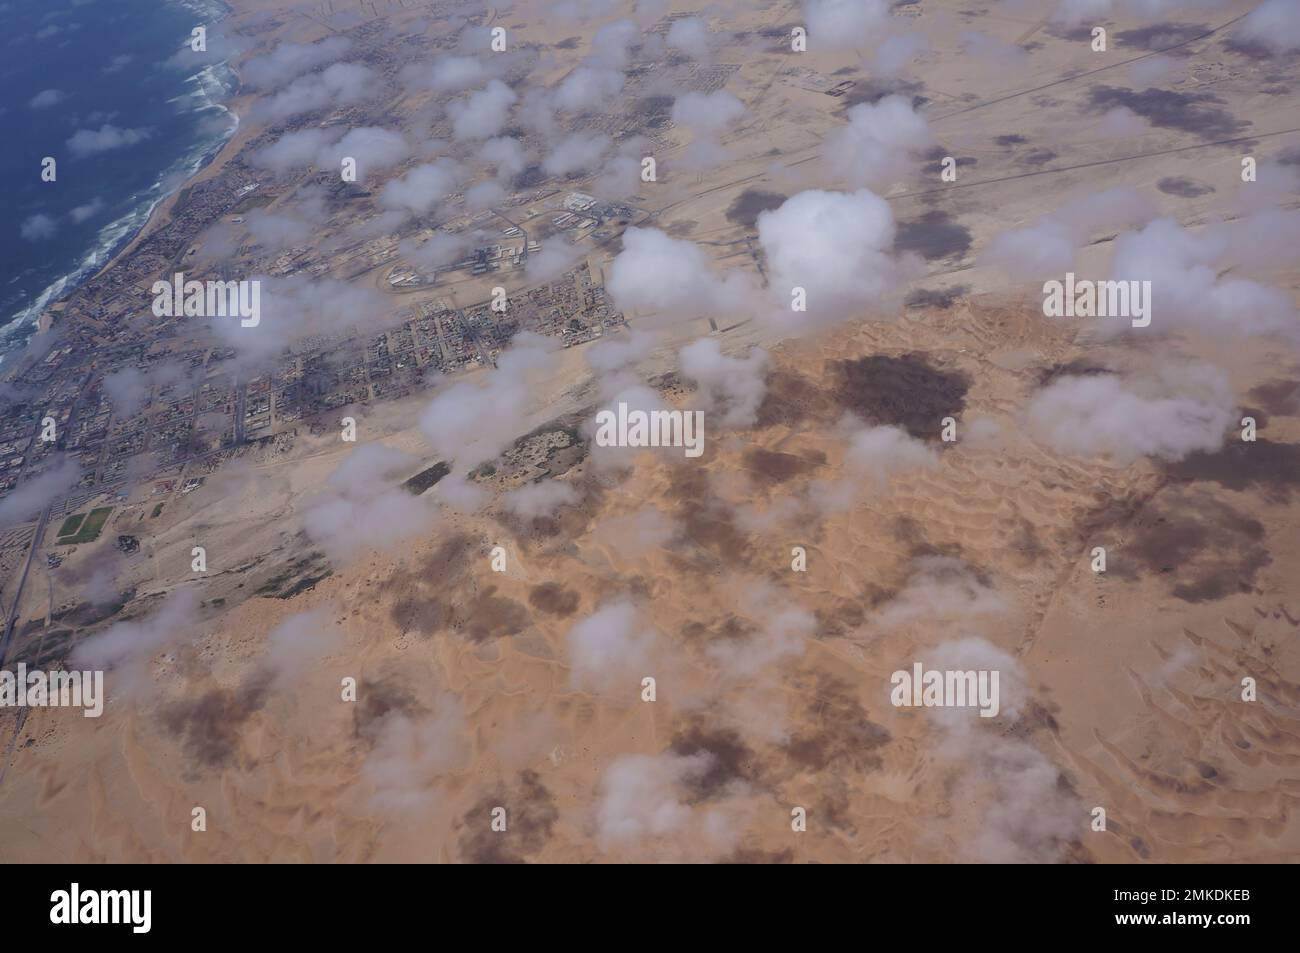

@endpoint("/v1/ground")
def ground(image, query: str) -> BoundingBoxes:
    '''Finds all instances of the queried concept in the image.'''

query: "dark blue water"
[0,0,236,353]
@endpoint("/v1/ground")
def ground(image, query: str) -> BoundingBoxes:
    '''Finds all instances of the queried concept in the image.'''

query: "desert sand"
[0,0,1297,863]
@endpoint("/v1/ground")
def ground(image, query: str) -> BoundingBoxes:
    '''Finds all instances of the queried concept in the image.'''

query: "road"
[0,506,49,786]
[0,503,50,670]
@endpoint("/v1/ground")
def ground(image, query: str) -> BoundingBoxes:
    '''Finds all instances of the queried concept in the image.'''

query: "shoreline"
[93,0,280,291]
[12,0,249,346]
[92,89,254,285]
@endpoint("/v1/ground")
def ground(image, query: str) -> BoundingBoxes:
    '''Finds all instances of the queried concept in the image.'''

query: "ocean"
[0,0,237,358]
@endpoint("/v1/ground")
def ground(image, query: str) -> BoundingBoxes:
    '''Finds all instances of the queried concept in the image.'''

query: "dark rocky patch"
[727,847,796,863]
[830,353,971,439]
[1157,176,1215,198]
[511,164,546,190]
[1087,86,1247,140]
[894,210,973,261]
[528,582,580,617]
[457,586,531,643]
[636,94,675,131]
[1009,516,1048,563]
[389,548,530,642]
[505,502,593,547]
[837,78,926,111]
[383,534,480,630]
[1223,35,1281,61]
[890,515,967,561]
[1047,25,1094,42]
[922,150,977,176]
[682,614,756,644]
[813,782,859,835]
[457,770,558,863]
[1037,360,1115,385]
[1247,379,1300,416]
[403,533,478,584]
[905,285,968,309]
[785,677,891,771]
[669,726,758,800]
[1122,490,1272,602]
[162,669,273,770]
[754,369,835,428]
[667,467,751,564]
[813,600,868,639]
[1164,439,1300,503]
[1019,147,1058,167]
[742,447,825,485]
[352,675,421,741]
[47,586,134,629]
[1239,406,1270,431]
[1116,23,1210,51]
[391,595,451,634]
[725,189,786,229]
[255,550,332,599]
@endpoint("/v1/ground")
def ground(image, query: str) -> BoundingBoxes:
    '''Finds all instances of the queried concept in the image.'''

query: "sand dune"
[2,291,1296,863]
[2,0,1297,864]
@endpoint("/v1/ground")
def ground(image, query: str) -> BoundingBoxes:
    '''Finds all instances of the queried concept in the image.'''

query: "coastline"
[10,0,247,347]
[92,88,254,285]
[96,0,283,287]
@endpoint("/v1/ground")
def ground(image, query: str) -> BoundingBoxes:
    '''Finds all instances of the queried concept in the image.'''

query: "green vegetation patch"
[256,550,332,599]
[403,461,451,495]
[56,513,85,537]
[61,507,113,544]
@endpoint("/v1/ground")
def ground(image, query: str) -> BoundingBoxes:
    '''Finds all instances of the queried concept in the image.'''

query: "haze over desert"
[0,0,1297,869]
